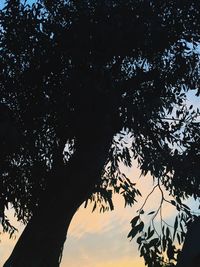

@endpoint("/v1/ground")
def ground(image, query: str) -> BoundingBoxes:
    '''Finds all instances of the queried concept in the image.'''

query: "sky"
[0,1,161,266]
[0,1,165,266]
[0,1,200,266]
[0,165,180,267]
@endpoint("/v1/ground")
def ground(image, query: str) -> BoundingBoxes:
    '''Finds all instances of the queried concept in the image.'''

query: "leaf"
[147,211,155,215]
[84,199,88,208]
[166,227,170,239]
[127,224,141,240]
[162,237,167,251]
[171,200,176,206]
[137,236,143,245]
[130,216,139,227]
[173,216,178,241]
[177,232,181,245]
[138,221,144,232]
[167,242,175,260]
[148,238,159,248]
[181,203,190,210]
[147,230,154,239]
[92,202,96,212]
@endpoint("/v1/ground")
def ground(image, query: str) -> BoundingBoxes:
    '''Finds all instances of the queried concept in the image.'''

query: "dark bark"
[3,128,114,267]
[176,217,200,267]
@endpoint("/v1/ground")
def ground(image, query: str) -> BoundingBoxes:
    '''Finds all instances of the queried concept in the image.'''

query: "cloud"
[0,165,180,267]
[62,225,144,267]
[62,254,144,267]
[68,205,116,239]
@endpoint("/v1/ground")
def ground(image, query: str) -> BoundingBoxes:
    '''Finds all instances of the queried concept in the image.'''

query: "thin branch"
[138,184,158,213]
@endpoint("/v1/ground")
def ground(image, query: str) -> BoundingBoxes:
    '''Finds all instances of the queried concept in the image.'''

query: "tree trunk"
[3,129,114,267]
[176,216,200,267]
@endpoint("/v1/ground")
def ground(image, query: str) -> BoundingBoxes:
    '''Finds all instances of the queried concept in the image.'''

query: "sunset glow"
[0,169,178,267]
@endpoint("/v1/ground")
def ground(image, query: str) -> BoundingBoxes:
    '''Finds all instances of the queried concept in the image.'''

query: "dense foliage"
[0,1,200,266]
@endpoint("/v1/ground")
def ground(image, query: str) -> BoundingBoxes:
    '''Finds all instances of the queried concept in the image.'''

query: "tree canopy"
[0,1,200,266]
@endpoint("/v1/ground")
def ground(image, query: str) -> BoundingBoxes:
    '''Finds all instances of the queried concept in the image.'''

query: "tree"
[0,0,200,266]
[176,216,200,267]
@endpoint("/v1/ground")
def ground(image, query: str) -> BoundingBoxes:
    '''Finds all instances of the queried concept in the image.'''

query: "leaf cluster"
[0,2,200,261]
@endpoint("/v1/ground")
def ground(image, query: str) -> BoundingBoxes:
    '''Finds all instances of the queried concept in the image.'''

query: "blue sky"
[0,0,35,9]
[0,1,5,9]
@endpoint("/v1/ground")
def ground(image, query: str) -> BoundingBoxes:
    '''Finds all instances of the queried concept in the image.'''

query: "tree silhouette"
[0,1,200,266]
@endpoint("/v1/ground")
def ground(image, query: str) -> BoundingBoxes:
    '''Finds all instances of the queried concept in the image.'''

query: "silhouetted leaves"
[0,1,200,266]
